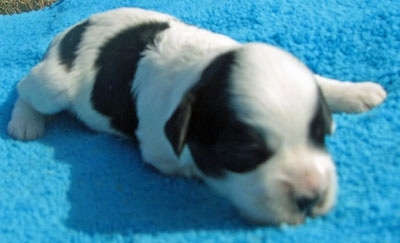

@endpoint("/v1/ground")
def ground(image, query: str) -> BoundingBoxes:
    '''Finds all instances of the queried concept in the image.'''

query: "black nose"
[296,195,320,215]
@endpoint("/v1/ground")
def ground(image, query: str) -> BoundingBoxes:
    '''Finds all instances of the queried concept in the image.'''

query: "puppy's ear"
[165,93,195,156]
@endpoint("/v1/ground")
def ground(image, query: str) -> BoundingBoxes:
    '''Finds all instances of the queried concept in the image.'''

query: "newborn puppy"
[7,8,387,225]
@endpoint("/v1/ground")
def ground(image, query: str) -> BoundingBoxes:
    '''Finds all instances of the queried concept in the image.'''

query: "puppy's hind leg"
[8,66,72,140]
[315,75,387,113]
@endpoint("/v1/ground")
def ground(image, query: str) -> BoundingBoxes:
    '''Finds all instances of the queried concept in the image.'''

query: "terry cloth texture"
[0,0,399,242]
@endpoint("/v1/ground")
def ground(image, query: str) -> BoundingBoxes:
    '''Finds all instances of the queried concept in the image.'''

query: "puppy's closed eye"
[190,122,273,176]
[215,123,273,174]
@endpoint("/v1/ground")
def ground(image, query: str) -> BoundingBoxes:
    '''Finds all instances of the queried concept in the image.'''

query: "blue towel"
[1,0,399,242]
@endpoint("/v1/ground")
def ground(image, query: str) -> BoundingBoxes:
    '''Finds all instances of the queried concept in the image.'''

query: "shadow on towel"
[57,121,245,234]
[1,90,247,234]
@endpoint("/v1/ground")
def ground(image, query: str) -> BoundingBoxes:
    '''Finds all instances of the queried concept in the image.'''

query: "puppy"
[7,8,387,225]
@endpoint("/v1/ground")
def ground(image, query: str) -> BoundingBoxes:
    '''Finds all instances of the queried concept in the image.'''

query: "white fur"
[7,8,386,225]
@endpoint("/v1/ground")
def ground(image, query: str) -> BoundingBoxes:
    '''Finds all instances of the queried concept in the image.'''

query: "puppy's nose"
[295,194,320,215]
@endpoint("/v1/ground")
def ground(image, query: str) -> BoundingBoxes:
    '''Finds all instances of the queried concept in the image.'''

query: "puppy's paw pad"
[350,82,387,112]
[7,118,45,141]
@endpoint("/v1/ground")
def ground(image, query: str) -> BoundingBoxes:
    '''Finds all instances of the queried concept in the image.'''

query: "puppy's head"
[165,43,336,225]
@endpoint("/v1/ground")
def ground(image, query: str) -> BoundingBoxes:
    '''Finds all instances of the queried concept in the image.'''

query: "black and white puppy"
[8,8,387,225]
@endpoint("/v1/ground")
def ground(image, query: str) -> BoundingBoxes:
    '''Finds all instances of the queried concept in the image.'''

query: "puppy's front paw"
[345,82,387,113]
[8,99,46,141]
[8,116,45,141]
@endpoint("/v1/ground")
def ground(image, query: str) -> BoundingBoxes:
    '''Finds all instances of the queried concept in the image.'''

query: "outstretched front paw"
[348,82,387,113]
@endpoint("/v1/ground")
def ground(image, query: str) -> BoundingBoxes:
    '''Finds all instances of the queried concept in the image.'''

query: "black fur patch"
[187,51,273,177]
[309,88,333,147]
[91,22,170,139]
[59,20,90,70]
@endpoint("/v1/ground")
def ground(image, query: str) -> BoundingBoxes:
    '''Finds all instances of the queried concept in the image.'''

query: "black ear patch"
[165,93,195,156]
[164,50,236,158]
[309,87,333,147]
[59,20,90,71]
[167,50,273,177]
